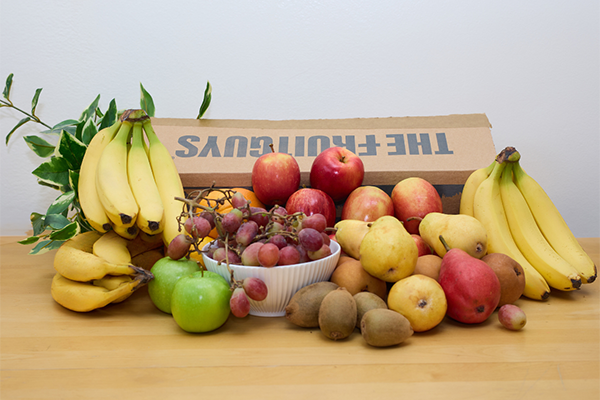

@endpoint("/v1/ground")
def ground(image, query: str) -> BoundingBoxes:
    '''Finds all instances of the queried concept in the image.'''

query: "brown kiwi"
[354,292,388,329]
[318,287,357,340]
[285,281,339,328]
[360,308,414,347]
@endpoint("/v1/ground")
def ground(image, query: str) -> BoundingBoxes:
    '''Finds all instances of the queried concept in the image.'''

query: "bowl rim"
[201,239,340,270]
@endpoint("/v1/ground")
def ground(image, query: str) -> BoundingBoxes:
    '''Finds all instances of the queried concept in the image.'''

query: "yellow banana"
[143,119,186,247]
[96,119,138,228]
[500,162,581,291]
[111,222,140,240]
[92,230,132,264]
[92,275,135,303]
[473,159,550,300]
[512,161,597,284]
[51,271,152,312]
[459,160,495,217]
[53,231,137,281]
[128,122,165,235]
[78,120,122,232]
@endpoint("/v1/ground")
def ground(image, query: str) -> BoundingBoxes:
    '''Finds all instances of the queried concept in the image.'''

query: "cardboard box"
[152,113,496,215]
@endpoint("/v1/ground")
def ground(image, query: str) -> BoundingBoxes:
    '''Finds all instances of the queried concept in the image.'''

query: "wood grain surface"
[1,236,598,400]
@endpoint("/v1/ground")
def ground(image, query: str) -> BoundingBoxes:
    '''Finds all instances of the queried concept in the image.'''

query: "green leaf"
[80,94,101,121]
[5,116,31,145]
[3,73,13,100]
[47,190,76,216]
[32,156,70,188]
[29,239,65,255]
[81,118,98,145]
[69,170,80,200]
[44,213,72,230]
[23,135,55,157]
[31,88,43,116]
[55,130,86,170]
[99,99,118,130]
[41,119,79,136]
[140,83,155,117]
[197,81,212,119]
[18,236,40,245]
[49,221,80,241]
[30,212,46,236]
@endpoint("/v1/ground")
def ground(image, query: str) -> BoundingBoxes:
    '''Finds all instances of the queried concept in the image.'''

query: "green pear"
[334,219,370,259]
[359,216,418,282]
[419,212,487,259]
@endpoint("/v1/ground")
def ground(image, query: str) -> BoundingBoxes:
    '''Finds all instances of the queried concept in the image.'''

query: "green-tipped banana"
[128,122,165,235]
[143,119,186,247]
[96,120,138,228]
[500,162,581,291]
[473,157,550,300]
[78,120,121,232]
[513,160,597,284]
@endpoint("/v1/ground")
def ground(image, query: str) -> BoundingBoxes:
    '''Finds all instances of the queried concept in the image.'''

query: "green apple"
[171,270,232,333]
[148,256,200,314]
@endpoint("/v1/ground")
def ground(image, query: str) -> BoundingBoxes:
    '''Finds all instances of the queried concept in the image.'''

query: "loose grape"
[236,220,259,246]
[278,245,301,266]
[231,191,249,209]
[242,277,268,301]
[307,244,332,261]
[268,234,287,250]
[257,243,280,268]
[298,228,324,252]
[296,244,310,263]
[249,207,269,227]
[166,234,193,260]
[212,247,242,264]
[222,209,243,234]
[321,231,331,246]
[199,211,216,229]
[230,287,251,318]
[302,213,327,232]
[241,242,264,266]
[184,216,212,239]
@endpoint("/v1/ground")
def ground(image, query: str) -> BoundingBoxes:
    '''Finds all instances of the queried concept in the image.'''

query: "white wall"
[1,0,598,237]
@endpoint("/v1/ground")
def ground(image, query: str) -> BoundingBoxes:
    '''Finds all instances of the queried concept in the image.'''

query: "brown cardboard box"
[152,113,496,215]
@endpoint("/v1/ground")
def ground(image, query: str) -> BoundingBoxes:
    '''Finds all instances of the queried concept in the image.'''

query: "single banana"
[92,230,132,264]
[51,270,152,312]
[78,120,122,232]
[459,160,496,217]
[128,122,165,235]
[112,222,140,240]
[96,119,138,228]
[53,231,137,281]
[500,162,581,291]
[512,161,597,284]
[473,159,551,300]
[92,275,135,303]
[143,119,186,247]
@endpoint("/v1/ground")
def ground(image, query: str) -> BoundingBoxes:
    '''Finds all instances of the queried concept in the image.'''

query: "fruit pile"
[49,117,596,344]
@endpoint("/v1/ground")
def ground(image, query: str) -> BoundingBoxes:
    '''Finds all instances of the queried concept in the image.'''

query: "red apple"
[412,234,433,256]
[310,147,364,202]
[341,186,394,222]
[391,177,442,234]
[251,147,301,206]
[285,188,336,227]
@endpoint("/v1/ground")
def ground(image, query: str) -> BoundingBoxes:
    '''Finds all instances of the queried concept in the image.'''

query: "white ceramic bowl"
[202,241,341,317]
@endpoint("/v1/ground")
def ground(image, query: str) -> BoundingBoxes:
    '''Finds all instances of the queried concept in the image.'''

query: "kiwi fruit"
[354,292,388,329]
[318,287,357,340]
[285,281,339,328]
[360,308,414,347]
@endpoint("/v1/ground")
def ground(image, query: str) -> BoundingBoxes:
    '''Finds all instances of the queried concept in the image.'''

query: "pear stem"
[439,235,451,253]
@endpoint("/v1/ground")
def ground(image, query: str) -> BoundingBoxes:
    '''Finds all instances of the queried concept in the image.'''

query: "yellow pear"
[418,212,487,259]
[334,219,370,259]
[359,216,418,282]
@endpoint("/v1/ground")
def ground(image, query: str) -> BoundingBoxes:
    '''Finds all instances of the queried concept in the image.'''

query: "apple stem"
[406,216,423,222]
[269,143,275,153]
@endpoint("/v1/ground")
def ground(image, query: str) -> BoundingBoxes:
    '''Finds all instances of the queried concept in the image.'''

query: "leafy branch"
[2,74,212,254]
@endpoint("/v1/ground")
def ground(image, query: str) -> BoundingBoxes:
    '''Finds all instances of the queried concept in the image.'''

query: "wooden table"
[1,236,598,399]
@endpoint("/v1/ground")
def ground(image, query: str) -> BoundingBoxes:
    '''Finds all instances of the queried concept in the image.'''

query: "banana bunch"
[78,109,187,246]
[51,231,160,312]
[461,147,596,300]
